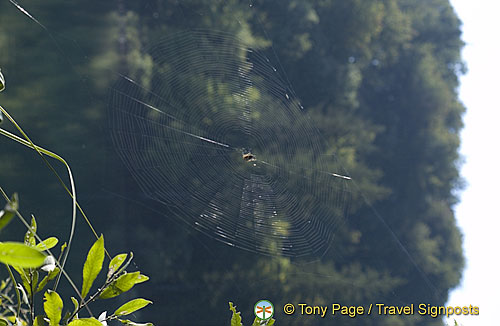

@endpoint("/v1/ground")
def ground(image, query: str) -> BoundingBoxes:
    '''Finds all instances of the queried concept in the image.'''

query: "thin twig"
[5,265,21,321]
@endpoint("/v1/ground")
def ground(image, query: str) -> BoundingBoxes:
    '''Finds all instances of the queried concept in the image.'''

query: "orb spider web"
[108,30,352,259]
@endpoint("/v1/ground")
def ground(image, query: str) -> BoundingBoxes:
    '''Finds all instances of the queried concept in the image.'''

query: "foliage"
[0,205,153,326]
[0,72,153,325]
[0,0,466,325]
[229,302,275,326]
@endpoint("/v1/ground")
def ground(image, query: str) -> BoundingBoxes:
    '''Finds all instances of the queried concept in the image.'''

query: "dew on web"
[108,30,352,259]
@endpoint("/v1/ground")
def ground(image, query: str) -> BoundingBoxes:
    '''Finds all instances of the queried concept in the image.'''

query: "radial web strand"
[108,30,352,258]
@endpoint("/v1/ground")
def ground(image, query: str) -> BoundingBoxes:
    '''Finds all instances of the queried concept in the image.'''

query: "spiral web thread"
[108,30,352,258]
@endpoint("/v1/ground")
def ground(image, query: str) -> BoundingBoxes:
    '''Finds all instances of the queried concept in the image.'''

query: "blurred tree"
[0,0,465,325]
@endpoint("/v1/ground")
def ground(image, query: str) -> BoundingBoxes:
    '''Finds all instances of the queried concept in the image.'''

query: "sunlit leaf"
[81,235,104,298]
[44,290,63,326]
[118,320,153,326]
[37,267,60,293]
[71,296,79,315]
[16,282,29,304]
[229,302,242,326]
[33,269,39,292]
[99,272,148,299]
[24,216,37,246]
[108,253,127,278]
[0,193,18,231]
[61,242,67,254]
[67,318,103,326]
[114,298,152,316]
[0,242,45,267]
[0,318,8,326]
[34,315,49,326]
[12,265,31,297]
[36,237,59,251]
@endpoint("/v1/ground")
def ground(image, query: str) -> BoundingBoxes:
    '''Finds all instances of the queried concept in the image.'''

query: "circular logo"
[254,300,274,320]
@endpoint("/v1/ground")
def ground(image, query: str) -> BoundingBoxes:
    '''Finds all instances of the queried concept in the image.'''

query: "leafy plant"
[229,302,275,326]
[0,69,153,325]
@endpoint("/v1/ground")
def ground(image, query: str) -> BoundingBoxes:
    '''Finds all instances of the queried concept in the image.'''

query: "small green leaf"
[81,235,104,298]
[0,280,6,291]
[44,290,63,326]
[61,242,67,254]
[0,193,18,231]
[70,296,79,315]
[24,215,37,246]
[229,302,242,326]
[114,298,152,316]
[67,318,103,326]
[135,273,149,284]
[0,319,8,326]
[37,267,60,292]
[34,315,49,326]
[0,242,46,267]
[108,253,127,278]
[33,269,39,291]
[36,237,59,251]
[12,265,31,297]
[118,320,153,326]
[99,272,148,299]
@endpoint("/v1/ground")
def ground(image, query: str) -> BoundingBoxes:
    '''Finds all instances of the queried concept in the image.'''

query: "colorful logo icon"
[254,300,274,320]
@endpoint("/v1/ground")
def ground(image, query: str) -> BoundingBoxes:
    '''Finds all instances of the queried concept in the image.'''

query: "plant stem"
[0,105,110,274]
[0,186,85,305]
[5,265,21,321]
[0,104,78,289]
[29,270,34,326]
[68,271,121,323]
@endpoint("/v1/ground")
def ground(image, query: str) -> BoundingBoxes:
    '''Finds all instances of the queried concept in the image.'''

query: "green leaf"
[81,235,104,298]
[34,315,49,326]
[61,242,67,254]
[99,272,148,299]
[71,296,79,313]
[135,273,149,284]
[37,267,60,293]
[12,265,31,297]
[0,193,18,231]
[0,242,46,267]
[118,320,153,326]
[108,253,127,278]
[24,216,37,246]
[0,319,8,326]
[114,298,152,316]
[44,290,63,326]
[33,269,39,291]
[36,237,59,251]
[67,296,79,322]
[67,318,103,326]
[0,280,6,291]
[229,302,242,326]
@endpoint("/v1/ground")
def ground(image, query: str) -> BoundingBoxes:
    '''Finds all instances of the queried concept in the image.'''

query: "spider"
[242,152,256,162]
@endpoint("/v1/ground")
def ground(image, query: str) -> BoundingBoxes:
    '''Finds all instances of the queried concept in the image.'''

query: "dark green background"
[0,0,465,325]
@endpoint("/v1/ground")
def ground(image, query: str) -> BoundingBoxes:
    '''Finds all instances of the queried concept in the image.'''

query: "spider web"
[108,30,352,259]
